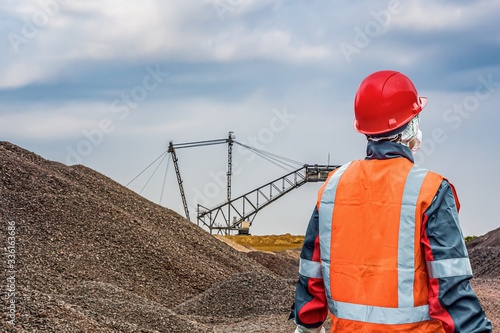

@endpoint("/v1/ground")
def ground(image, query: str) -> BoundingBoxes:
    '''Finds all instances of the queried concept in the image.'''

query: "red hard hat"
[354,70,427,135]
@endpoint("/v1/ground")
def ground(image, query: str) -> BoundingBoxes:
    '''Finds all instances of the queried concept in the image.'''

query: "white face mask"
[401,115,420,143]
[411,129,422,155]
[367,116,422,155]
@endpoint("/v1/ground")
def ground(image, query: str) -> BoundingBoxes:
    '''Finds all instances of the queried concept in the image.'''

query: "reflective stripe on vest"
[318,162,351,314]
[330,300,430,325]
[427,257,472,279]
[299,258,322,279]
[399,165,427,308]
[318,163,431,324]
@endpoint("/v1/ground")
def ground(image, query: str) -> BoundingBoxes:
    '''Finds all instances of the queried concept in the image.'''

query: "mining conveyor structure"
[196,163,338,235]
[166,132,339,235]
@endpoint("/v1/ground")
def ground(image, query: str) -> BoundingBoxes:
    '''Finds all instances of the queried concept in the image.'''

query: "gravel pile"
[468,227,500,249]
[468,247,500,279]
[245,251,299,279]
[0,286,210,333]
[174,272,295,323]
[0,142,271,332]
[467,227,500,279]
[0,288,112,333]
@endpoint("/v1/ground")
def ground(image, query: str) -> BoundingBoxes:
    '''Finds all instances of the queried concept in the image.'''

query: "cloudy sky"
[1,0,499,237]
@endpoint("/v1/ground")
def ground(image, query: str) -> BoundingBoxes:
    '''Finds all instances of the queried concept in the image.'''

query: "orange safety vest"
[317,158,447,333]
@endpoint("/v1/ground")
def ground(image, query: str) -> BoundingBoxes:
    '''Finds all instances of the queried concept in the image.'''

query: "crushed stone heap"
[174,271,295,323]
[0,142,274,333]
[467,227,500,279]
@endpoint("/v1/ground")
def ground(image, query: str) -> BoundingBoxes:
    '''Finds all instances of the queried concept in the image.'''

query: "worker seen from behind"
[290,70,492,333]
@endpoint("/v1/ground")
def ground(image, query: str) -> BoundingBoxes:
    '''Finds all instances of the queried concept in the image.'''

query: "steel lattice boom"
[126,132,340,235]
[196,164,339,234]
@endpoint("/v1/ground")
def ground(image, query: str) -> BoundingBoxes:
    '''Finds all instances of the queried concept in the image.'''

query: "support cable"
[126,150,168,187]
[234,141,304,166]
[233,141,303,170]
[159,155,171,205]
[140,152,168,194]
[247,148,295,171]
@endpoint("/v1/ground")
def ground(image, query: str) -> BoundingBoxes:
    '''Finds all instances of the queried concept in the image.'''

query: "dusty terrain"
[467,227,500,330]
[0,141,498,332]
